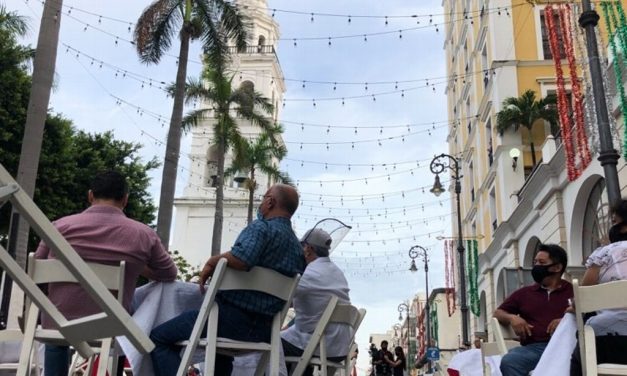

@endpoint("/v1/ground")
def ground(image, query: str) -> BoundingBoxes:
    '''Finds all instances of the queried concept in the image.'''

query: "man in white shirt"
[281,228,352,375]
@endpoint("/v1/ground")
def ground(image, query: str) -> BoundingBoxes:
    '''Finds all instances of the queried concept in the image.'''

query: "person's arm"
[198,252,249,290]
[581,265,601,286]
[494,308,533,340]
[144,234,177,281]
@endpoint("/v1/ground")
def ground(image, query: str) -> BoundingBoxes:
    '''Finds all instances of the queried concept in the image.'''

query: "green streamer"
[601,2,627,159]
[613,1,627,52]
[466,239,481,317]
[430,302,439,345]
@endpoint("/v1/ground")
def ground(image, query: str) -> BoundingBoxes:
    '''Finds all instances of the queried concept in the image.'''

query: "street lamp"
[408,246,431,354]
[397,302,410,354]
[430,153,470,347]
[393,323,402,346]
[579,0,621,207]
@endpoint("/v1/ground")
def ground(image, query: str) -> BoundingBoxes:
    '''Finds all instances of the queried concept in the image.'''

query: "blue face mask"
[256,207,264,220]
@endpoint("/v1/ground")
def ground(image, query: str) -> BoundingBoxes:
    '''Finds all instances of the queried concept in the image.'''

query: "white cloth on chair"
[118,281,203,376]
[532,313,577,376]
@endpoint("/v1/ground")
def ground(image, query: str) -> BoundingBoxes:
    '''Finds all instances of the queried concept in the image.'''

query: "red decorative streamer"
[560,5,592,171]
[444,240,457,317]
[545,6,577,180]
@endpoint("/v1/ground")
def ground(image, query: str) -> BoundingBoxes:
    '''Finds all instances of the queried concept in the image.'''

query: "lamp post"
[579,0,621,207]
[409,245,431,372]
[430,153,470,347]
[397,302,410,356]
[393,323,402,347]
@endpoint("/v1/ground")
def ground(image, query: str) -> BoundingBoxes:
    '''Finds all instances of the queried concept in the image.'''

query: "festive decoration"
[444,240,457,317]
[545,6,580,180]
[601,2,627,159]
[560,5,592,170]
[466,239,480,317]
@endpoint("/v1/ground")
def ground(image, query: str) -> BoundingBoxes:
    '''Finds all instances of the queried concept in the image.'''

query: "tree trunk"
[528,130,537,167]
[247,167,255,224]
[211,137,226,256]
[6,0,62,329]
[155,30,190,249]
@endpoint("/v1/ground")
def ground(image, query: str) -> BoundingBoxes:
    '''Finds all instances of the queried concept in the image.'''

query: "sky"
[8,0,452,373]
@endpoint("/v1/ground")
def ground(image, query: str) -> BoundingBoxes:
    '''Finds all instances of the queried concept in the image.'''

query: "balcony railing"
[227,45,276,55]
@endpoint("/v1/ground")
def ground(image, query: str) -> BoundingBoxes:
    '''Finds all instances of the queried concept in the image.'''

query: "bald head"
[271,184,299,216]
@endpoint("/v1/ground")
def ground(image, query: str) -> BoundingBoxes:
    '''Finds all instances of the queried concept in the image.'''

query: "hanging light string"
[42,0,522,43]
[61,42,495,105]
[62,43,170,91]
[62,39,496,92]
[281,116,474,130]
[48,0,521,26]
[102,88,447,149]
[298,185,439,200]
[46,0,516,51]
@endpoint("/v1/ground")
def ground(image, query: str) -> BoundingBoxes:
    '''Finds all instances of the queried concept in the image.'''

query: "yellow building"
[442,0,627,344]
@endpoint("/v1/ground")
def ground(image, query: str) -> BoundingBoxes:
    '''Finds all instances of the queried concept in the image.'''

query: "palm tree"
[13,0,62,272]
[134,0,248,248]
[496,89,558,167]
[226,125,291,224]
[0,5,29,37]
[182,61,275,255]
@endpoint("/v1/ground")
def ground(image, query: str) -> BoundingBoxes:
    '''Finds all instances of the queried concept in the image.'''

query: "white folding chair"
[0,163,153,376]
[21,254,126,376]
[285,296,367,376]
[573,278,627,376]
[0,329,41,375]
[177,259,301,376]
[490,317,520,356]
[480,341,501,376]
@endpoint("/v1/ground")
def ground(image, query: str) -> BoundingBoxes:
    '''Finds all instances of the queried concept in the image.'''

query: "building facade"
[171,0,287,267]
[442,0,627,343]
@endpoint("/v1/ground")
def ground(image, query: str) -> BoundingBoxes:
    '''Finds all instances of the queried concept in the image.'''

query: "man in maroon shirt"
[35,171,177,376]
[494,243,573,376]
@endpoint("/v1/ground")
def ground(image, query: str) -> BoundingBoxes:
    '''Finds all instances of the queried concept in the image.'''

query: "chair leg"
[254,352,269,376]
[96,339,112,376]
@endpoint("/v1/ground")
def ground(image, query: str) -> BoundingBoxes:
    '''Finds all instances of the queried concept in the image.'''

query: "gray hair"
[310,244,329,258]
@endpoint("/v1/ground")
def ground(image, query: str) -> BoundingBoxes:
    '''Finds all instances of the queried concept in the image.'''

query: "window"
[540,10,565,60]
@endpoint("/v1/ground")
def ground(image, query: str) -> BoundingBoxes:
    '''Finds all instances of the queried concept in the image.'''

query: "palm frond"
[0,5,29,37]
[181,108,211,130]
[134,0,182,64]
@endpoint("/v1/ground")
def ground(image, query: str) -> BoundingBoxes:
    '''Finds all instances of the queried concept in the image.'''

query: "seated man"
[494,243,573,376]
[149,184,305,376]
[35,170,178,376]
[282,228,352,375]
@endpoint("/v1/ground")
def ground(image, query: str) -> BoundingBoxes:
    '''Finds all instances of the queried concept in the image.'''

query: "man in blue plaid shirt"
[150,184,305,376]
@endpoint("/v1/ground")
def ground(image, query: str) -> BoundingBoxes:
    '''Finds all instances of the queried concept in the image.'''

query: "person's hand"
[509,315,533,340]
[547,318,561,335]
[198,260,216,293]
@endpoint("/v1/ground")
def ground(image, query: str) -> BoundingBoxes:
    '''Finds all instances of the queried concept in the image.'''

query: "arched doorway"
[581,178,610,261]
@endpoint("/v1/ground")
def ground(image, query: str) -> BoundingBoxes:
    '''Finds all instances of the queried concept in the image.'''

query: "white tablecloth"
[118,281,203,376]
[447,349,501,376]
[532,313,577,376]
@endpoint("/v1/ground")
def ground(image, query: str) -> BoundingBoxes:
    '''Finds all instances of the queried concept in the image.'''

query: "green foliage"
[496,89,558,136]
[169,250,200,282]
[226,125,291,223]
[0,27,159,249]
[495,89,558,166]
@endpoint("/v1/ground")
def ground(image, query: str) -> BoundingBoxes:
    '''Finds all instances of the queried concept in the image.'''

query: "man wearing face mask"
[149,184,305,376]
[494,243,573,376]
